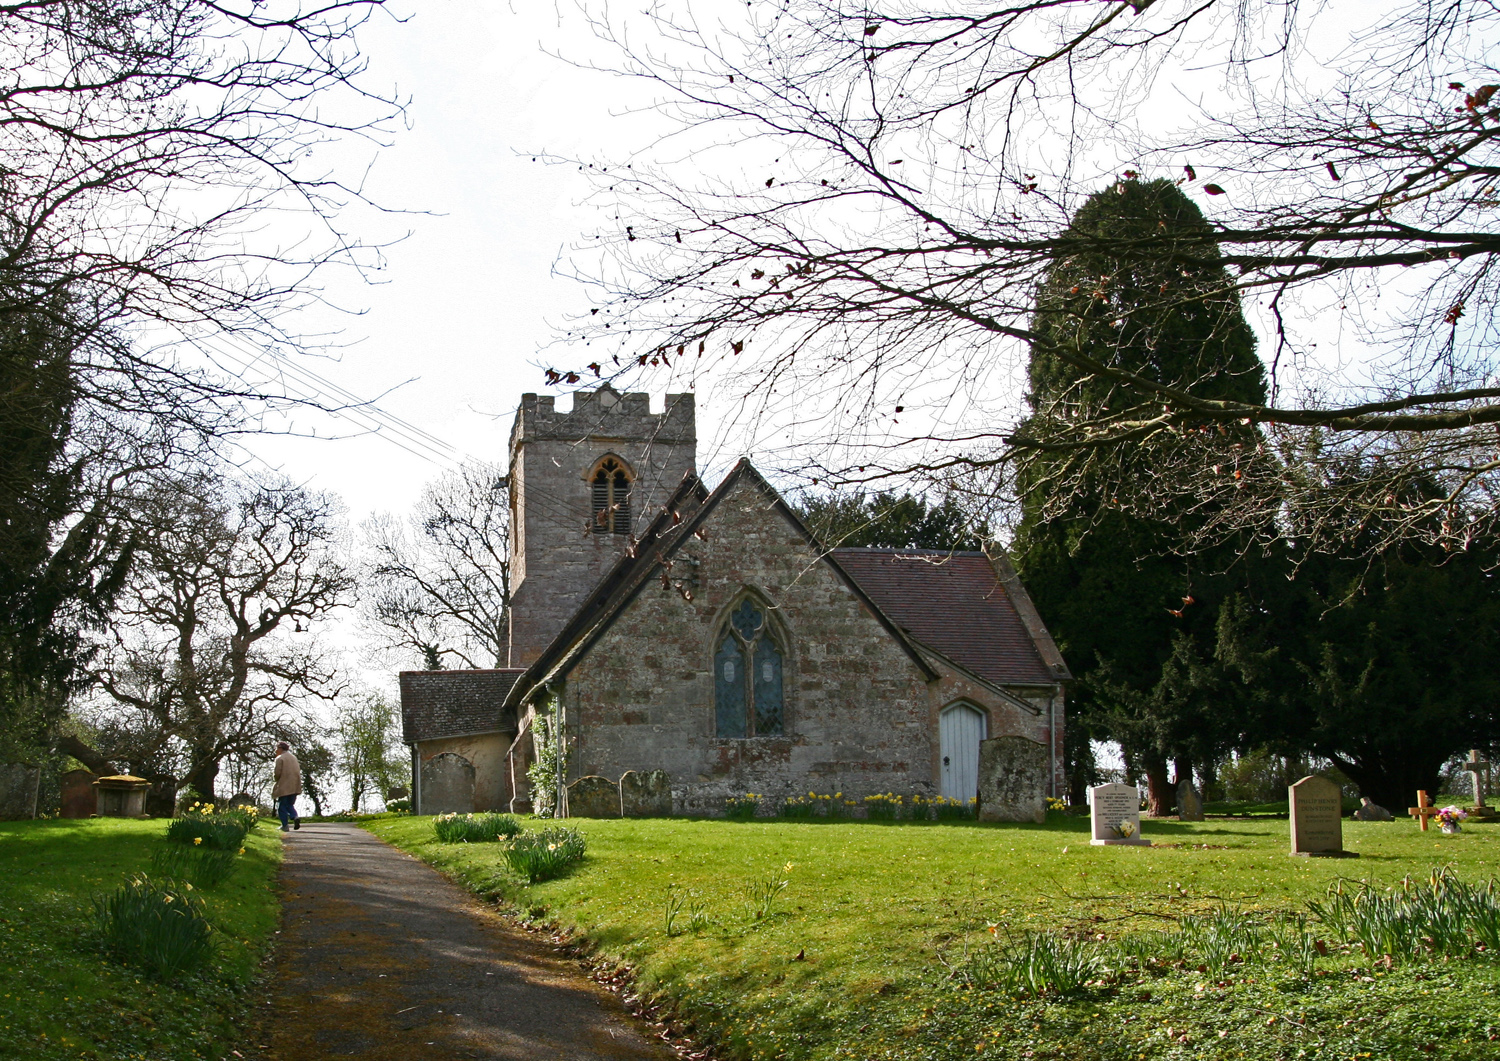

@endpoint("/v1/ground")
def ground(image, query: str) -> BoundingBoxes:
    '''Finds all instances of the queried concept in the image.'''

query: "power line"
[193,333,466,468]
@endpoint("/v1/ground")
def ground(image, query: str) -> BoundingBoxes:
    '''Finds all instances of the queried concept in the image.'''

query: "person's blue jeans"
[277,794,299,831]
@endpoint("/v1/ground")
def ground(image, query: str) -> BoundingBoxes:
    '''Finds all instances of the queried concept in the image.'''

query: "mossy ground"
[0,817,281,1061]
[367,813,1500,1061]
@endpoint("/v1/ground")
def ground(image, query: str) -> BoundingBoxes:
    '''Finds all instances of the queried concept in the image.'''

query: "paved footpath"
[254,822,678,1061]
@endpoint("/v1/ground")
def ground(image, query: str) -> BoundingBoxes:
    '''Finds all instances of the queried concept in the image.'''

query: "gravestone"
[145,777,178,819]
[976,736,1047,823]
[1175,780,1205,822]
[386,785,410,802]
[1352,796,1394,822]
[0,763,40,820]
[1090,782,1149,846]
[619,770,673,817]
[1289,775,1354,857]
[95,775,150,817]
[1462,750,1496,819]
[59,769,98,818]
[567,775,623,819]
[420,752,476,815]
[227,791,256,811]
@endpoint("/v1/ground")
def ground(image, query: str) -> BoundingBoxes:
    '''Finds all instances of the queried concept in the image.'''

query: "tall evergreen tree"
[0,303,131,761]
[1014,178,1267,811]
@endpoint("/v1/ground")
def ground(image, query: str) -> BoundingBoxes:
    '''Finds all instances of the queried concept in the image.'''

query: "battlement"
[510,386,696,448]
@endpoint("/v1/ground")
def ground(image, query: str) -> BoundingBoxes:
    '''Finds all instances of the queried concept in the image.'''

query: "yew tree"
[1014,178,1268,813]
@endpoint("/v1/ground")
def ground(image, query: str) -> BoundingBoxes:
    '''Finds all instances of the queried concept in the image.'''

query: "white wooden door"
[939,703,987,801]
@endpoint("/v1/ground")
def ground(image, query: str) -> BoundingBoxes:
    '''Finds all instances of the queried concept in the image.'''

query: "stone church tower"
[506,385,696,667]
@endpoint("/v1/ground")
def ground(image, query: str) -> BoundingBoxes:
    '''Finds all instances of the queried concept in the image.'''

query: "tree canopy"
[796,490,989,550]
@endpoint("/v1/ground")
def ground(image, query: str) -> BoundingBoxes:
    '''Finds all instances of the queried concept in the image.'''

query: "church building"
[400,385,1070,817]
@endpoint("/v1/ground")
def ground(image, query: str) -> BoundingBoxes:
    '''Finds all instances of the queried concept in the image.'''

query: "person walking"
[273,741,302,832]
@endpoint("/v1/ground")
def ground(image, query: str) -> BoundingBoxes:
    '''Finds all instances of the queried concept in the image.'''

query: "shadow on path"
[253,823,676,1060]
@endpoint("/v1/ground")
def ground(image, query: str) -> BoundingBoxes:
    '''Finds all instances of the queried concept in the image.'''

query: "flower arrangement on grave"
[1435,805,1468,831]
[1113,820,1137,840]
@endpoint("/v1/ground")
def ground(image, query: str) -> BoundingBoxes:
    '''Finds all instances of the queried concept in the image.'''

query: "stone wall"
[560,474,952,813]
[415,733,512,813]
[507,387,697,667]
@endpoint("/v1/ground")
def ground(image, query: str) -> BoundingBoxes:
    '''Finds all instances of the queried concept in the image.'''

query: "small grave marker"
[1090,782,1150,846]
[1289,775,1355,857]
[1408,789,1440,831]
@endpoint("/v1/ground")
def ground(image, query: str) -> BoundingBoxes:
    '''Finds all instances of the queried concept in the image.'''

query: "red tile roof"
[832,549,1058,687]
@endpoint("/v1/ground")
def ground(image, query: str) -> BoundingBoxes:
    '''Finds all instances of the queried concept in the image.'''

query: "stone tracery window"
[714,597,785,738]
[590,456,632,535]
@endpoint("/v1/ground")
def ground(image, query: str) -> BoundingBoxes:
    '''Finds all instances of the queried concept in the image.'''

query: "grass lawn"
[367,813,1500,1061]
[0,817,282,1061]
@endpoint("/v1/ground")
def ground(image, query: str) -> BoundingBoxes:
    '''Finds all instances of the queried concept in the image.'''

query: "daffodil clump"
[501,825,587,883]
[165,801,255,850]
[432,811,522,843]
[863,792,905,820]
[92,875,215,981]
[724,793,763,821]
[930,794,977,820]
[765,790,977,821]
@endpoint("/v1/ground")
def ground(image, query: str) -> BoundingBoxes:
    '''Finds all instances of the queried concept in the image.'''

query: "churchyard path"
[253,822,678,1061]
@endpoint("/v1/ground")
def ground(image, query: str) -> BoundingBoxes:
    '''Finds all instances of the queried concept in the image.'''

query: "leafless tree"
[0,1,400,339]
[544,0,1500,556]
[76,472,353,799]
[360,460,511,670]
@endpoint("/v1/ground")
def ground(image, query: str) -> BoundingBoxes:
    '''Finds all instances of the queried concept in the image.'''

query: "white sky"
[242,3,675,516]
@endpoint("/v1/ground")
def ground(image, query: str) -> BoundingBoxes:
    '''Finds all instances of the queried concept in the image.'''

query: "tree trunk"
[183,756,221,802]
[1144,755,1175,817]
[52,734,115,776]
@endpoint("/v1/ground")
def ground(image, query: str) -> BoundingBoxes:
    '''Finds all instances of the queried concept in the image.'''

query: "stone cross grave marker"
[1289,775,1355,857]
[1462,750,1493,816]
[1408,789,1439,831]
[1090,782,1150,846]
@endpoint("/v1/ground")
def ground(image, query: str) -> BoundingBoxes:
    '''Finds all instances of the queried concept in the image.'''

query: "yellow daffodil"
[192,837,202,846]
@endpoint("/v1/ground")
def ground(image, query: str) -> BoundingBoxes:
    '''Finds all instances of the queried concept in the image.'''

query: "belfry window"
[714,597,785,738]
[590,457,632,535]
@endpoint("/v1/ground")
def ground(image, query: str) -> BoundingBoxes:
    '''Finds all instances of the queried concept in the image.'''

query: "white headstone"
[1289,775,1353,857]
[1090,783,1150,846]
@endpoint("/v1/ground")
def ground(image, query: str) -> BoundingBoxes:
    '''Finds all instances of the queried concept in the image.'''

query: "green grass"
[366,813,1500,1061]
[0,817,282,1061]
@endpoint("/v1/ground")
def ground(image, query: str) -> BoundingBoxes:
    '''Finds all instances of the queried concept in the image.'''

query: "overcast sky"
[241,4,676,518]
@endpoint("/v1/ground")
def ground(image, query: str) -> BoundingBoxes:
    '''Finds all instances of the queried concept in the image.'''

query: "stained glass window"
[713,597,785,737]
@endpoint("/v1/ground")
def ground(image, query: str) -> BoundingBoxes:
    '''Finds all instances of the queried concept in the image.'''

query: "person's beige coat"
[272,751,302,799]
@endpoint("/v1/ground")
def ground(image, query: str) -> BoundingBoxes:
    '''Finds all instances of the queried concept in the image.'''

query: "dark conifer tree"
[1014,178,1267,812]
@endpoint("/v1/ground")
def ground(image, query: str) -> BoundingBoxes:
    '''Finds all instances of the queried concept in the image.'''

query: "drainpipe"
[1049,695,1059,800]
[411,744,421,815]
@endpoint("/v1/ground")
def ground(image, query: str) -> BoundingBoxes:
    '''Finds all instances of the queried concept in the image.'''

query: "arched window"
[714,597,785,738]
[589,456,632,535]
